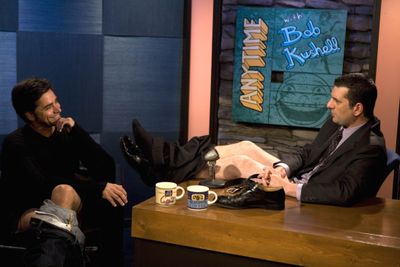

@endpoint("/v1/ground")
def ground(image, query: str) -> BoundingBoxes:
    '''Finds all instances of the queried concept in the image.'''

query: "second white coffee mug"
[187,185,218,210]
[155,182,185,206]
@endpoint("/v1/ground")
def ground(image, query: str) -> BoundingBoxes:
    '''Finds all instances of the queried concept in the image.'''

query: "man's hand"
[56,117,75,132]
[251,166,284,187]
[274,166,287,178]
[254,166,287,184]
[102,183,128,207]
[251,166,297,197]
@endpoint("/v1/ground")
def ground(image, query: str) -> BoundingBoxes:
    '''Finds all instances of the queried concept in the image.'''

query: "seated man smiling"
[0,77,127,266]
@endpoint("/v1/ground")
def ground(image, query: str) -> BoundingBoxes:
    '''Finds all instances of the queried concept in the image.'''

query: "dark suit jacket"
[283,117,387,206]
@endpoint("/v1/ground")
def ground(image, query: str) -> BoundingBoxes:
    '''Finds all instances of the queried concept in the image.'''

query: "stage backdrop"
[232,7,347,129]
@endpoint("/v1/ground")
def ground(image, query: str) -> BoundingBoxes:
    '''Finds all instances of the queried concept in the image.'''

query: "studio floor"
[123,226,134,267]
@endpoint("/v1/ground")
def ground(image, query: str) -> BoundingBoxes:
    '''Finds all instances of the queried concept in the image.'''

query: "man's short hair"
[12,77,54,122]
[334,73,377,119]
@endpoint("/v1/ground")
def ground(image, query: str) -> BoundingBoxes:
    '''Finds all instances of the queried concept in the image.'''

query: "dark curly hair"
[11,77,54,122]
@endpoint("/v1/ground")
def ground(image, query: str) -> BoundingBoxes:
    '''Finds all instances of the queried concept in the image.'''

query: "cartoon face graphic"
[275,73,330,127]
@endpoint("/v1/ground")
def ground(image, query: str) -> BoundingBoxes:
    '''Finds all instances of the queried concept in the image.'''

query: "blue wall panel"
[103,0,184,37]
[17,32,103,132]
[19,0,102,34]
[0,0,18,31]
[0,32,17,134]
[103,36,182,134]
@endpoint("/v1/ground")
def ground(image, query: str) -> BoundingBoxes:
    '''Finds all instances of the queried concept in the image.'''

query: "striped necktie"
[323,128,344,160]
[294,128,344,184]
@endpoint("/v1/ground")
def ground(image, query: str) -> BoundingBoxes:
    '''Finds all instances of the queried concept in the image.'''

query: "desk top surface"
[132,180,400,266]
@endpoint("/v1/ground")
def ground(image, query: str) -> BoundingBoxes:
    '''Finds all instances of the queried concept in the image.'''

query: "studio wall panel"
[19,0,102,34]
[17,31,103,132]
[103,0,184,37]
[0,32,17,134]
[103,36,182,134]
[0,0,18,31]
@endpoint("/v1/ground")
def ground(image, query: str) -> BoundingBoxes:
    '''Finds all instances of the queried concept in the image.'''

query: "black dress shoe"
[120,136,156,186]
[216,180,285,210]
[131,119,154,163]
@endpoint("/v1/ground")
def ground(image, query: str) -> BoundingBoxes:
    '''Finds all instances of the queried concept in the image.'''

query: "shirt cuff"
[296,183,303,201]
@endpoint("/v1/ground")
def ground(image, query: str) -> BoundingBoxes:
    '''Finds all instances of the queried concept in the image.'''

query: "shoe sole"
[215,202,284,210]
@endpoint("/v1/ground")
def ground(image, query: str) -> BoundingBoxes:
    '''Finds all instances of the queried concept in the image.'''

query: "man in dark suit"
[122,73,386,207]
[252,73,386,206]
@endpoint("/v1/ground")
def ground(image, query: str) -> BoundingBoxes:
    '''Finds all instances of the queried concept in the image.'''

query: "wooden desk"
[132,180,400,267]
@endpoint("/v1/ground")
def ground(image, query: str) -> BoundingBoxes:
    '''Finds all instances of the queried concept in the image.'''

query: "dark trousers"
[23,221,85,267]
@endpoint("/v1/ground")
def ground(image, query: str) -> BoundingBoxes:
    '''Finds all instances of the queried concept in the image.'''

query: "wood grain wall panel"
[0,0,18,31]
[103,0,184,37]
[103,36,182,134]
[0,32,17,134]
[19,0,102,34]
[17,32,103,132]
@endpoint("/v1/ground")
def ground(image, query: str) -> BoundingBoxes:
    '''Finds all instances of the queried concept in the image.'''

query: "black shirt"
[0,123,115,234]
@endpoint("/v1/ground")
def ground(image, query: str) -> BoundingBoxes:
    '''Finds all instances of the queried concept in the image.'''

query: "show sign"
[232,8,347,128]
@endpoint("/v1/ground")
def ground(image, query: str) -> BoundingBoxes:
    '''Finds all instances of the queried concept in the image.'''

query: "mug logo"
[160,190,175,204]
[191,194,205,201]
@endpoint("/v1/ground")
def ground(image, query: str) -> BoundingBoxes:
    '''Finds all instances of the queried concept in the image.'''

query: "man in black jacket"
[0,77,127,266]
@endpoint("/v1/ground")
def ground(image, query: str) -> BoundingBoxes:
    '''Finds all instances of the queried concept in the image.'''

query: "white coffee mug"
[155,182,185,206]
[187,185,218,210]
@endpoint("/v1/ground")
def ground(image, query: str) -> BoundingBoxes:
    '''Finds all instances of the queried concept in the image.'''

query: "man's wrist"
[273,161,290,177]
[283,182,297,198]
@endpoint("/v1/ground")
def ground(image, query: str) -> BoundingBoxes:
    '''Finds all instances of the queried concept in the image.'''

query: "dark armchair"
[386,149,400,199]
